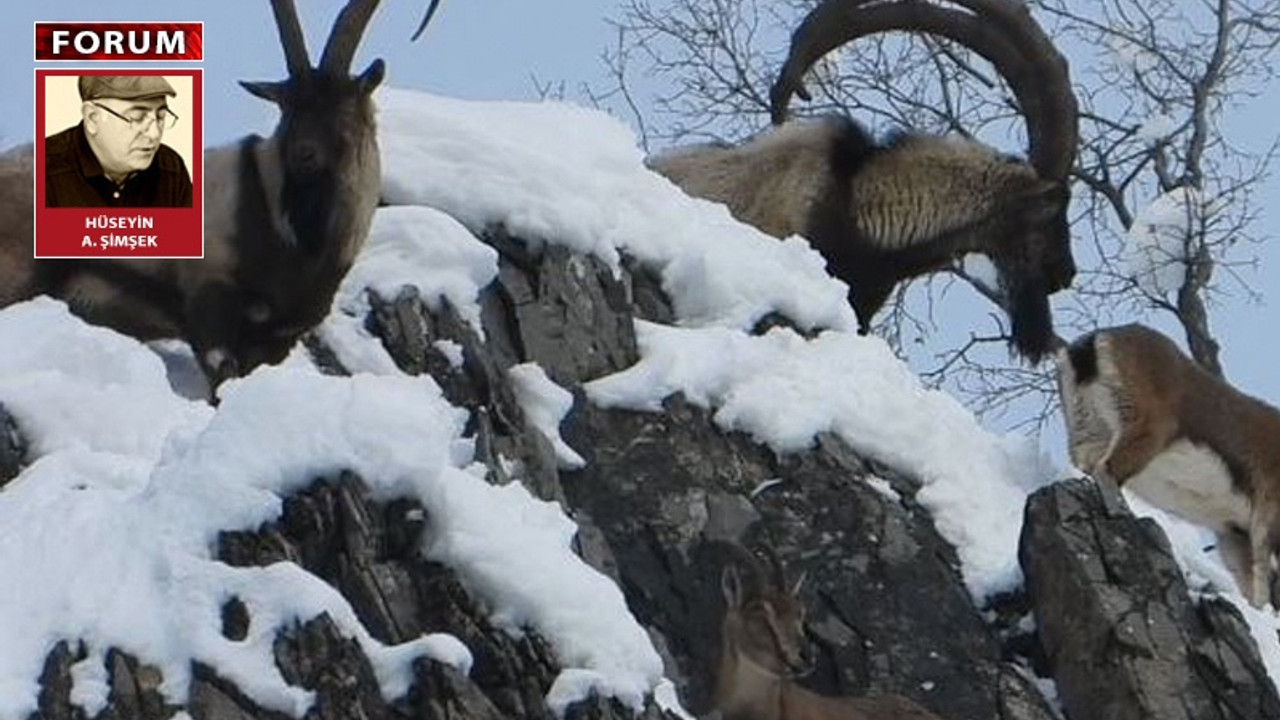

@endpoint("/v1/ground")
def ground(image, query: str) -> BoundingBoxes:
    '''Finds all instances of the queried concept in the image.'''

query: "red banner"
[35,22,203,62]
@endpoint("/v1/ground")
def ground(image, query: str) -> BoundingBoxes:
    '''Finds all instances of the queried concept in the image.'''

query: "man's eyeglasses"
[91,102,179,131]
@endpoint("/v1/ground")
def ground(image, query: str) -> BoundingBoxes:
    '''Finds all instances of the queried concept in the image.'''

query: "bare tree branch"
[593,0,1280,428]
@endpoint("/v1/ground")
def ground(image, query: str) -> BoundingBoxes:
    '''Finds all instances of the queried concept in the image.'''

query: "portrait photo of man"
[45,75,193,208]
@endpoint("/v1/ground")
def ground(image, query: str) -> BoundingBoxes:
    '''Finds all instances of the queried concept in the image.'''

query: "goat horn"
[761,544,790,593]
[410,0,443,41]
[770,0,1078,182]
[946,0,1077,181]
[319,0,383,74]
[268,0,311,77]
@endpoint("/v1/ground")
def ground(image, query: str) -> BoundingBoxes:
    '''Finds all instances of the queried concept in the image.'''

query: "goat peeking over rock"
[1057,323,1280,608]
[717,546,946,720]
[649,0,1080,364]
[0,0,440,390]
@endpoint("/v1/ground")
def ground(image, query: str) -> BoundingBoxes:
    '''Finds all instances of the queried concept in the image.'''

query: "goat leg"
[184,281,248,388]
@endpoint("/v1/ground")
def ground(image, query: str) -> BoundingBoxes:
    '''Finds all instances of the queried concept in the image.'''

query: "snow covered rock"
[6,89,1280,720]
[354,221,1059,719]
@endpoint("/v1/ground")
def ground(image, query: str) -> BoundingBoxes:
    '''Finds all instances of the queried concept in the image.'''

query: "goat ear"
[356,59,386,95]
[722,565,744,609]
[240,80,287,105]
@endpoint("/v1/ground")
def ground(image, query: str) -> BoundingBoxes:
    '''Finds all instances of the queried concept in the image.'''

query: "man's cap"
[78,76,176,102]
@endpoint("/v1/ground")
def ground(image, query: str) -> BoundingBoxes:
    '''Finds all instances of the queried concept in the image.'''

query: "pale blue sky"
[4,0,1279,414]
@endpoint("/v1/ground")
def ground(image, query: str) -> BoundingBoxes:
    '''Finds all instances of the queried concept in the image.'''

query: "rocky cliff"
[5,222,1276,720]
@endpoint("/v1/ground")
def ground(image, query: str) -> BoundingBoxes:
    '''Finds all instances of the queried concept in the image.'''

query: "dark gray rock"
[621,256,675,325]
[368,285,564,504]
[31,641,87,720]
[32,645,175,720]
[994,668,1060,720]
[405,660,507,720]
[1019,478,1280,720]
[221,597,250,642]
[189,664,287,720]
[484,226,638,386]
[273,615,391,720]
[215,471,657,720]
[561,397,1054,720]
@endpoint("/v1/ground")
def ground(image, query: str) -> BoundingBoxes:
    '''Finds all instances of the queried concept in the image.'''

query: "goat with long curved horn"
[0,0,443,391]
[649,0,1079,362]
[771,0,1077,183]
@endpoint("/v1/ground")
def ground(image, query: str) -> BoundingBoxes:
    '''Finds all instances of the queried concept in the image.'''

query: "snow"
[3,84,1279,716]
[509,363,587,470]
[1125,187,1201,296]
[377,87,856,336]
[68,654,110,717]
[337,205,498,335]
[1107,34,1159,74]
[0,295,659,718]
[0,300,476,718]
[654,678,697,720]
[421,467,660,712]
[434,339,465,369]
[315,204,499,378]
[386,91,1280,696]
[1137,112,1178,143]
[1126,494,1280,684]
[960,253,1000,292]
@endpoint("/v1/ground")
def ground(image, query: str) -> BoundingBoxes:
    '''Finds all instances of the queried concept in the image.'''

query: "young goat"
[1058,324,1280,607]
[717,548,945,720]
[0,0,439,388]
[650,0,1079,363]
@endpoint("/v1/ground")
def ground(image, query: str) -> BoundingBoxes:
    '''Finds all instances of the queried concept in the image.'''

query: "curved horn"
[269,0,311,77]
[761,544,791,593]
[950,0,1077,181]
[411,0,443,41]
[770,0,1077,181]
[319,0,383,74]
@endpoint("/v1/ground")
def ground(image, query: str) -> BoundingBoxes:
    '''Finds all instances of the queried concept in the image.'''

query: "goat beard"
[281,172,337,257]
[1006,275,1055,365]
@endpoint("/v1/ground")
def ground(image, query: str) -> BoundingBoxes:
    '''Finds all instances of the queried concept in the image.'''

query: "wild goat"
[717,546,946,720]
[0,0,439,388]
[1058,324,1280,607]
[649,0,1079,363]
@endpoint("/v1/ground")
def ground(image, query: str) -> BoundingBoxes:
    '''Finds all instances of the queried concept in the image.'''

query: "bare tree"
[1038,0,1280,377]
[596,0,1280,430]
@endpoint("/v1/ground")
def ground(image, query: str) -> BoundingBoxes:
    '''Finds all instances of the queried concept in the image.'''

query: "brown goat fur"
[1058,323,1280,606]
[650,117,1067,361]
[716,546,946,720]
[659,0,1080,362]
[0,146,35,308]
